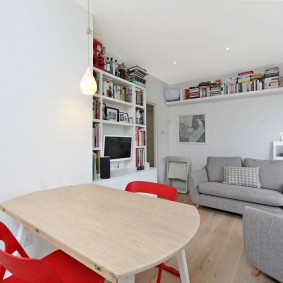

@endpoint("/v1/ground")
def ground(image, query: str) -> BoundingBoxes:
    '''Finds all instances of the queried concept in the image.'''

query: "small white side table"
[166,156,192,193]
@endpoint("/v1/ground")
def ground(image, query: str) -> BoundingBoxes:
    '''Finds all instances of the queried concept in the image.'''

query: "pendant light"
[80,0,97,95]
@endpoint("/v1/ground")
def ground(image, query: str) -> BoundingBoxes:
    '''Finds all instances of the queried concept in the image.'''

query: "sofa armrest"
[243,207,283,282]
[188,167,208,204]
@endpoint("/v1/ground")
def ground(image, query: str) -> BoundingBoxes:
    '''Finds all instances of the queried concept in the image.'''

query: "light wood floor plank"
[188,214,236,282]
[134,193,279,283]
[206,216,242,283]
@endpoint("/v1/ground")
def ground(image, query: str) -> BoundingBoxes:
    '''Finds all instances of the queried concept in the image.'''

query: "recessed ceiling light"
[173,61,177,65]
[225,47,230,51]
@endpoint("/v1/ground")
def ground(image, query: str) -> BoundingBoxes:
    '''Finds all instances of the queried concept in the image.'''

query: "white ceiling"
[73,0,283,84]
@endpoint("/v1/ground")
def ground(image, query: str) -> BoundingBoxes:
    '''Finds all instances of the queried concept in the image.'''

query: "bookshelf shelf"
[103,96,133,107]
[92,66,147,180]
[94,67,146,90]
[102,120,134,127]
[166,87,283,106]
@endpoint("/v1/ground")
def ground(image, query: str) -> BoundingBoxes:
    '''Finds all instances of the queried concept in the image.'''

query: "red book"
[238,70,254,76]
[184,89,189,100]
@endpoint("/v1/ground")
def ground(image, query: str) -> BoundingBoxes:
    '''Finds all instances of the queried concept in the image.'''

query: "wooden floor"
[134,193,278,283]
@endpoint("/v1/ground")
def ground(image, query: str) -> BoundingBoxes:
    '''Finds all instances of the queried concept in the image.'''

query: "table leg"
[117,275,135,283]
[16,224,25,246]
[176,249,190,283]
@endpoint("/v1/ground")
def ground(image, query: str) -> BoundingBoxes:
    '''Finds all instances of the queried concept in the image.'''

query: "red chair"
[125,181,180,283]
[0,222,104,283]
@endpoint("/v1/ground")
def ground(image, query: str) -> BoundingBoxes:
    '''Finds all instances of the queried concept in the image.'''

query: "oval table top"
[0,184,200,282]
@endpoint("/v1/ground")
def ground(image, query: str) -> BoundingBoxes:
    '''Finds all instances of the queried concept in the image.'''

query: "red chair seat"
[1,250,105,283]
[125,181,180,283]
[0,222,104,283]
[41,250,104,283]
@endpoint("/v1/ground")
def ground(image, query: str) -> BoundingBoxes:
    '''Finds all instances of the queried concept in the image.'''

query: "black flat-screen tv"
[103,135,132,162]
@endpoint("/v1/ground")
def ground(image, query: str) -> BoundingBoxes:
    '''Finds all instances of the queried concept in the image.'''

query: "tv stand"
[93,168,157,190]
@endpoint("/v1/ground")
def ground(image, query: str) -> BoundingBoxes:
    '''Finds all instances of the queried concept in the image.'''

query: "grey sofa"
[243,207,283,282]
[188,156,283,215]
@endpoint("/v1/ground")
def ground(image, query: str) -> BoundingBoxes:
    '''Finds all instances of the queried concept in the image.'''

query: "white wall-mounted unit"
[92,67,148,181]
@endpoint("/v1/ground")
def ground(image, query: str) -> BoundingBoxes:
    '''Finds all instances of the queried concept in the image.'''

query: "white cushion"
[223,167,261,188]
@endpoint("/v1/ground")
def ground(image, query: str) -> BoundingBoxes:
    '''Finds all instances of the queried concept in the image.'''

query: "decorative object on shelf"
[93,39,105,70]
[136,148,145,170]
[164,88,180,102]
[119,112,129,123]
[118,62,127,80]
[106,107,119,122]
[136,89,144,106]
[80,0,97,95]
[273,141,283,160]
[119,112,125,122]
[179,114,206,144]
[136,109,144,125]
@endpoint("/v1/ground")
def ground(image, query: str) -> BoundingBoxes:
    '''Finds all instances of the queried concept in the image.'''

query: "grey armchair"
[243,207,283,282]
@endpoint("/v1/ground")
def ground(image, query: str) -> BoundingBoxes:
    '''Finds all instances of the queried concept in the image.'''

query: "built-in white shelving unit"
[92,67,147,181]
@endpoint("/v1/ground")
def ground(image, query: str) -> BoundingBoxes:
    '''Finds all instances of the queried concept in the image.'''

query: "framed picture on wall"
[179,114,206,143]
[273,141,283,160]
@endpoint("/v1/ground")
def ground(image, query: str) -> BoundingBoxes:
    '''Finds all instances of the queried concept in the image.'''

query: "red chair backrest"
[0,249,63,283]
[125,181,178,201]
[0,222,29,280]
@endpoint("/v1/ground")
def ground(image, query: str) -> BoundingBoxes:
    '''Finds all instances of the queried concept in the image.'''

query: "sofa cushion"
[244,158,283,192]
[223,167,261,188]
[198,182,283,207]
[207,156,243,182]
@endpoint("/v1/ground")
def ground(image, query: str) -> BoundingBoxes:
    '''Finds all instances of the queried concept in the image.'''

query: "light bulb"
[80,67,97,95]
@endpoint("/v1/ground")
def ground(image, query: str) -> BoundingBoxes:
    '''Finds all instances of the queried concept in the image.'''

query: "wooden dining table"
[0,184,200,283]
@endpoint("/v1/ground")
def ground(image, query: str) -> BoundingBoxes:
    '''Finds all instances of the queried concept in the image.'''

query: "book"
[136,90,143,105]
[238,70,254,76]
[265,66,279,71]
[199,81,211,87]
[128,65,148,74]
[264,77,279,82]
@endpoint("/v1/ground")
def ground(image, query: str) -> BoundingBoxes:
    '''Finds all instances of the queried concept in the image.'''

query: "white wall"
[0,0,92,255]
[146,75,170,182]
[169,68,283,170]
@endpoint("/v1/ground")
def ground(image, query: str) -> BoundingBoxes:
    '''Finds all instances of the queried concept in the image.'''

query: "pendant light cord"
[87,0,90,68]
